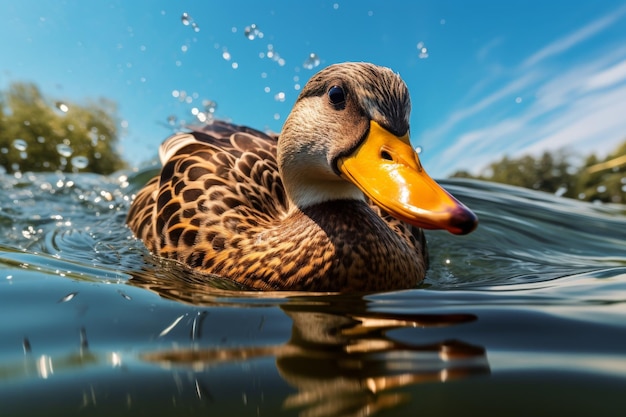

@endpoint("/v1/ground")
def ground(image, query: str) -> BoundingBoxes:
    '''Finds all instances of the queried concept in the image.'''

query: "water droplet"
[274,92,286,102]
[222,50,231,61]
[415,145,423,154]
[417,42,429,59]
[55,102,69,113]
[515,97,523,104]
[56,143,73,158]
[71,156,89,169]
[195,112,208,123]
[303,53,320,70]
[58,292,78,303]
[37,136,46,143]
[244,24,262,40]
[333,3,339,10]
[191,22,200,32]
[12,138,28,151]
[181,12,191,26]
[202,99,217,113]
[118,290,132,301]
[555,186,567,197]
[273,113,280,120]
[231,62,239,69]
[167,115,177,126]
[597,185,607,193]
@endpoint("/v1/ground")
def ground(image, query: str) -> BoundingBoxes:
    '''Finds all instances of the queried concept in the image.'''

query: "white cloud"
[424,5,626,178]
[522,4,626,68]
[584,58,626,91]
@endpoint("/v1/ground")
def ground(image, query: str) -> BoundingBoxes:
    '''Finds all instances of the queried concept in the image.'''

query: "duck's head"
[278,62,477,235]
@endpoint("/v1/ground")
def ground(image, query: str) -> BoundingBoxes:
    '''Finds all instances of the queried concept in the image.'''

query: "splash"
[303,53,320,70]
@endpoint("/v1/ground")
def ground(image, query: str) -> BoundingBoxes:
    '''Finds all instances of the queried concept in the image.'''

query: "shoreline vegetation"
[451,140,626,204]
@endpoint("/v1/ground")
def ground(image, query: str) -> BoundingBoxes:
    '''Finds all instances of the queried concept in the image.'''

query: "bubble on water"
[12,138,28,152]
[181,12,191,26]
[55,102,69,113]
[303,53,320,70]
[274,92,286,102]
[417,42,429,59]
[71,156,89,169]
[56,143,73,158]
[244,24,263,40]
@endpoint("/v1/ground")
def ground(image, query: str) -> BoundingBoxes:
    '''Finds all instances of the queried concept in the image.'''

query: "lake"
[1,167,625,416]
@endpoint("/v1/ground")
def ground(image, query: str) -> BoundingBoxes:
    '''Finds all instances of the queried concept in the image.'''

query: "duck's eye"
[328,85,346,109]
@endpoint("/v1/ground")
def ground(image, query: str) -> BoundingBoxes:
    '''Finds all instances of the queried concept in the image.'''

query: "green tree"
[0,82,126,174]
[451,142,626,203]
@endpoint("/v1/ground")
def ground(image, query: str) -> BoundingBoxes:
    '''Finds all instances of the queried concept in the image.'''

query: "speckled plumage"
[127,63,431,292]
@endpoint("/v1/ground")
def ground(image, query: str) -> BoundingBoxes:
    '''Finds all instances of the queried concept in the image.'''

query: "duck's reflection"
[132,270,490,417]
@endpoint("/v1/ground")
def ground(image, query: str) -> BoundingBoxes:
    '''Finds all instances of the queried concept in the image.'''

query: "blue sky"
[2,0,626,178]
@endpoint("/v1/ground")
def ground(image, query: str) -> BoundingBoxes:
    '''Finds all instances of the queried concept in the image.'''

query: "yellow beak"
[337,121,478,235]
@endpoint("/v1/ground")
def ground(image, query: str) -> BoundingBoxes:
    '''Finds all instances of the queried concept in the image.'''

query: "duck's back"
[127,121,288,257]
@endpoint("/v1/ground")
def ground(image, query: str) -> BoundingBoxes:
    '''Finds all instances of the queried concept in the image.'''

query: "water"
[1,167,626,416]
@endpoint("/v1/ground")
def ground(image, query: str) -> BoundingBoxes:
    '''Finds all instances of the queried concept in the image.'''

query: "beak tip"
[448,208,479,235]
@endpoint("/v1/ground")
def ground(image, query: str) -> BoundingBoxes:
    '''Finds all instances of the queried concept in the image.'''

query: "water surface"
[1,168,625,416]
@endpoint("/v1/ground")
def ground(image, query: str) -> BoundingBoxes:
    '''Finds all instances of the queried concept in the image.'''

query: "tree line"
[451,141,626,204]
[0,82,125,175]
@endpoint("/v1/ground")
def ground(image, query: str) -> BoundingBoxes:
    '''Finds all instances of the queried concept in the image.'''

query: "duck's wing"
[127,121,288,255]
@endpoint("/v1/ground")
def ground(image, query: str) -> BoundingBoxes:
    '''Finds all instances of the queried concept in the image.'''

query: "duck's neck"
[263,199,422,291]
[284,178,366,212]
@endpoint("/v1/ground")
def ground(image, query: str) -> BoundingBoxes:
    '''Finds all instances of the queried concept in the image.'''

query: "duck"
[127,62,477,292]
